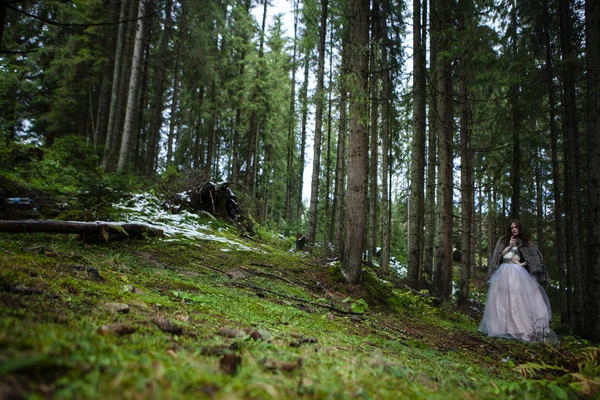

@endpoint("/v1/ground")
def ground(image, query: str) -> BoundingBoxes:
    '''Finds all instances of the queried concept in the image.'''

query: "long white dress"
[478,245,553,342]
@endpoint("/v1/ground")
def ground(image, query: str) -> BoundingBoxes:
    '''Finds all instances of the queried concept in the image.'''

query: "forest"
[1,0,600,396]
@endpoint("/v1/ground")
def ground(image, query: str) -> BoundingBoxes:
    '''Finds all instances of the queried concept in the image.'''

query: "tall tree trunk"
[585,0,600,342]
[133,29,151,173]
[408,0,426,283]
[379,0,392,274]
[423,0,437,282]
[246,0,268,196]
[535,150,544,255]
[230,1,250,182]
[146,0,173,176]
[559,0,584,334]
[325,32,334,245]
[117,0,146,172]
[542,0,568,325]
[94,0,120,153]
[192,86,205,170]
[285,0,299,227]
[297,52,310,229]
[167,0,186,167]
[307,0,329,243]
[102,0,130,170]
[457,2,472,305]
[509,2,521,219]
[334,33,349,257]
[487,178,494,264]
[344,0,370,284]
[368,0,380,263]
[205,83,217,178]
[432,0,454,300]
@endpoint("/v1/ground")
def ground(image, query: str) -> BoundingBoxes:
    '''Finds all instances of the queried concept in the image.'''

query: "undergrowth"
[0,230,598,399]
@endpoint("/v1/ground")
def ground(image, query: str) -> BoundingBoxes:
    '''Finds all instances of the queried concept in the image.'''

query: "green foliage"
[0,138,139,220]
[342,297,369,313]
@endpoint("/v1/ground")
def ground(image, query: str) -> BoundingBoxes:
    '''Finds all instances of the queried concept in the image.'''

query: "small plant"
[342,297,369,313]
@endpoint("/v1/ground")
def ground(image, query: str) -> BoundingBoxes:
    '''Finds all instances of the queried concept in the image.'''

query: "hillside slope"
[0,201,598,399]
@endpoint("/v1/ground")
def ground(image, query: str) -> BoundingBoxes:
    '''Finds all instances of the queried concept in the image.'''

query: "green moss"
[0,232,595,399]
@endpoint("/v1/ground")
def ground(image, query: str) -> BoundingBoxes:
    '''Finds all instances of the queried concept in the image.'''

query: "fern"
[514,362,567,378]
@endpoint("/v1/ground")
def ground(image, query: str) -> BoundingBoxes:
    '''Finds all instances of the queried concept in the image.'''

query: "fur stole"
[488,236,549,286]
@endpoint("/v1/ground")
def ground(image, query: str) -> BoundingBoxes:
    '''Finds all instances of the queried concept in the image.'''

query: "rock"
[290,337,318,348]
[151,315,183,335]
[228,268,248,280]
[218,327,246,338]
[249,329,272,342]
[97,323,137,336]
[103,302,130,314]
[131,286,145,295]
[10,284,43,295]
[262,357,302,372]
[219,354,242,375]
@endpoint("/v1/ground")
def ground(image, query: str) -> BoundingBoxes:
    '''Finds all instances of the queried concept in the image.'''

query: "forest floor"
[1,209,599,399]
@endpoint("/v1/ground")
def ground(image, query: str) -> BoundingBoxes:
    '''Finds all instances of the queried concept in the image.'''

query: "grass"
[1,230,598,399]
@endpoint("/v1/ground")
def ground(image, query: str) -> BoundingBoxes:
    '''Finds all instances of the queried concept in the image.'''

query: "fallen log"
[0,220,163,238]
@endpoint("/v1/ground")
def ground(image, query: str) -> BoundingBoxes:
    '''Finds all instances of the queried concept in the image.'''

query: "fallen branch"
[197,264,233,277]
[242,266,296,285]
[0,220,163,237]
[229,282,363,316]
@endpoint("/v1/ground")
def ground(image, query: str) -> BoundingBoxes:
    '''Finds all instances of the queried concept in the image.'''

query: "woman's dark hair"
[503,219,530,245]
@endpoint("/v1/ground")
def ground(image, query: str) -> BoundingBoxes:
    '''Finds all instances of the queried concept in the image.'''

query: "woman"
[478,219,555,342]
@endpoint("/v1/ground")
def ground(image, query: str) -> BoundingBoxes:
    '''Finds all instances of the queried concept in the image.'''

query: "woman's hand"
[509,235,516,246]
[511,256,527,267]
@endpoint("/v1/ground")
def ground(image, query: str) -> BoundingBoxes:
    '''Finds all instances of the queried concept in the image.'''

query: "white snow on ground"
[113,193,260,252]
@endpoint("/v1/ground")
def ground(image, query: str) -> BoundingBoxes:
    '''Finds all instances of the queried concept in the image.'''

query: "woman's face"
[510,223,519,236]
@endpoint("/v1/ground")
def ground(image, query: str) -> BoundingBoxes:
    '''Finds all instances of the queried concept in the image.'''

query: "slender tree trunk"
[192,86,205,169]
[542,0,568,325]
[167,0,186,167]
[297,52,310,229]
[94,0,119,153]
[205,83,217,178]
[457,13,472,306]
[535,150,544,255]
[344,0,370,284]
[307,0,329,243]
[408,0,426,283]
[559,0,584,334]
[334,33,349,257]
[133,29,151,173]
[146,0,172,176]
[246,0,268,196]
[585,0,600,342]
[379,0,392,274]
[509,2,521,219]
[487,178,494,264]
[285,0,299,227]
[325,32,334,245]
[432,0,454,300]
[368,0,380,263]
[117,0,146,172]
[423,0,437,282]
[102,0,129,170]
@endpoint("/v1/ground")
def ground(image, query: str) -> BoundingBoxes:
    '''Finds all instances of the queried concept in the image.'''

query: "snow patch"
[113,193,262,253]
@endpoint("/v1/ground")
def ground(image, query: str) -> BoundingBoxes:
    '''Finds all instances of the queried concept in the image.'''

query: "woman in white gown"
[479,220,555,342]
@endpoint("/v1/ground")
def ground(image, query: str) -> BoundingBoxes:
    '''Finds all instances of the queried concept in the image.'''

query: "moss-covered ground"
[1,227,598,399]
